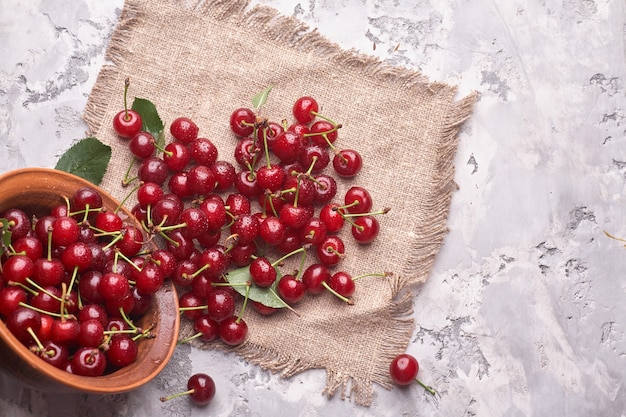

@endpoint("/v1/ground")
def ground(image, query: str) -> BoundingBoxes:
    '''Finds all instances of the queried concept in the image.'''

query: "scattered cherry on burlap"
[83,0,477,406]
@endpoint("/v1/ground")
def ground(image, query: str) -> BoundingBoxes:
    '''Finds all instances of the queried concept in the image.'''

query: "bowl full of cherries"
[0,167,180,393]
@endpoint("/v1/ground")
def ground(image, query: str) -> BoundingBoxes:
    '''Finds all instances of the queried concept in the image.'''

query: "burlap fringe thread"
[83,0,478,407]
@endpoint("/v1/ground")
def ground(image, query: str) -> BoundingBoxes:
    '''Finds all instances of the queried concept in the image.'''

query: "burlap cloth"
[83,0,477,406]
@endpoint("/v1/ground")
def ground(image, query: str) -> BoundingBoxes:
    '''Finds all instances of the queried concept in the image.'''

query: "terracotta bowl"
[0,167,180,394]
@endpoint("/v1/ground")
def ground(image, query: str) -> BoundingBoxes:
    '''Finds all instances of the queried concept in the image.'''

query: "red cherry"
[206,289,235,323]
[351,215,380,244]
[292,96,318,124]
[70,347,107,376]
[113,109,142,139]
[211,160,236,192]
[170,117,199,143]
[2,255,34,285]
[344,186,373,214]
[256,164,286,192]
[302,263,331,295]
[333,149,362,177]
[163,141,191,171]
[308,120,338,147]
[319,203,345,233]
[389,353,418,385]
[160,373,216,405]
[129,131,156,159]
[328,271,356,298]
[258,216,287,246]
[192,314,220,342]
[230,108,256,137]
[251,300,278,316]
[219,316,248,346]
[272,131,305,164]
[106,334,138,368]
[186,373,217,405]
[277,275,305,304]
[316,235,345,266]
[249,257,277,288]
[279,203,312,230]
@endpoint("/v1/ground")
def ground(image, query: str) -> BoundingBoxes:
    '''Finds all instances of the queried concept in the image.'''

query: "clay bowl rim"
[0,167,180,394]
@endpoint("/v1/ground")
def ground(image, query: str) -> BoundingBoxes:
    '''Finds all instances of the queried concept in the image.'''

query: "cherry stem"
[341,207,391,218]
[118,307,138,332]
[123,78,131,119]
[122,157,137,187]
[66,266,79,299]
[156,222,188,234]
[271,245,308,268]
[268,287,301,317]
[9,279,38,297]
[177,332,203,345]
[26,327,45,352]
[179,305,208,312]
[59,282,68,321]
[102,230,124,251]
[160,389,195,402]
[262,125,272,168]
[352,271,392,281]
[236,284,251,324]
[18,301,67,319]
[116,183,142,214]
[415,377,437,395]
[321,281,354,305]
[116,250,143,272]
[293,176,301,207]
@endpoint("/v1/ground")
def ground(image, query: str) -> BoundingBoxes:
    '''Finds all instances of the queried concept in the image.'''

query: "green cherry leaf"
[55,137,112,185]
[224,265,287,309]
[251,86,273,110]
[0,218,12,258]
[132,97,164,142]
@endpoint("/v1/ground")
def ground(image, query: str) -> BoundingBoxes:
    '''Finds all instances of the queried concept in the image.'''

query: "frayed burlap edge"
[82,0,477,407]
[174,273,416,406]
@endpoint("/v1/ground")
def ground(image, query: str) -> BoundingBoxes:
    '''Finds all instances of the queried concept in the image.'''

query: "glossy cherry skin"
[351,215,380,244]
[129,131,156,159]
[211,160,236,192]
[316,235,345,266]
[292,96,318,124]
[312,174,337,205]
[319,203,345,233]
[190,137,218,166]
[113,109,142,139]
[249,257,277,288]
[2,208,31,241]
[308,120,338,147]
[206,289,235,323]
[70,347,107,376]
[230,108,256,137]
[6,306,40,342]
[333,148,362,177]
[277,275,306,304]
[258,215,287,246]
[106,334,138,368]
[170,117,199,143]
[219,317,248,346]
[344,186,373,214]
[187,373,216,405]
[328,271,356,297]
[302,263,331,295]
[389,353,419,385]
[256,164,286,192]
[272,131,305,164]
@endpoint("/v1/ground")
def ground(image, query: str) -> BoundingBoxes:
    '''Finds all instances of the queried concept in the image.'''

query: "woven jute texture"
[83,0,477,406]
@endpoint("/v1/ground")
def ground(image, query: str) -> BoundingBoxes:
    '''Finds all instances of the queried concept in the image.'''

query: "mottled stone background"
[0,1,624,416]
